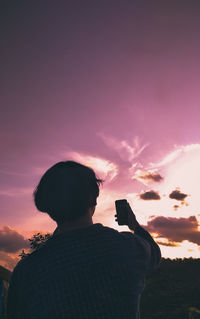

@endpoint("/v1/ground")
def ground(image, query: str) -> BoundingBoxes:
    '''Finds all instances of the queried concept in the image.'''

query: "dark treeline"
[141,258,200,319]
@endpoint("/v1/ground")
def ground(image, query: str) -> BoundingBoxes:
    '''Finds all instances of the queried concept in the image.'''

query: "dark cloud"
[156,241,180,247]
[0,226,29,253]
[139,190,161,200]
[136,171,163,183]
[145,216,200,245]
[169,189,188,201]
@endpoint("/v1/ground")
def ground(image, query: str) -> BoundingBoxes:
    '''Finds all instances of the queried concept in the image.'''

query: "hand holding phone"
[115,199,139,230]
[115,199,128,225]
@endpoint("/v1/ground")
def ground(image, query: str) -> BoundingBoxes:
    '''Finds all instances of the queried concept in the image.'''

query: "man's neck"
[54,216,93,235]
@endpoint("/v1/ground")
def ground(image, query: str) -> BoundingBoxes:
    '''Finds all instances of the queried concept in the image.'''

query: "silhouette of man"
[6,161,161,319]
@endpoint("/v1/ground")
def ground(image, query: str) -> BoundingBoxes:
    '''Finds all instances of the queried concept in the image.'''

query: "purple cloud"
[145,216,200,245]
[0,226,29,253]
[139,190,161,200]
[169,189,188,201]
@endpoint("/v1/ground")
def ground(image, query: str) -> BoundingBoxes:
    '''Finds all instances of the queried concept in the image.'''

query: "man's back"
[6,223,161,319]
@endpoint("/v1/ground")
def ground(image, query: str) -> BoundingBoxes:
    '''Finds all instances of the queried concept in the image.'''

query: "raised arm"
[116,202,161,272]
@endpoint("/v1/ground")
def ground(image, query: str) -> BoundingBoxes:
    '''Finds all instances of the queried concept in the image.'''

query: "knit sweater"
[6,223,161,319]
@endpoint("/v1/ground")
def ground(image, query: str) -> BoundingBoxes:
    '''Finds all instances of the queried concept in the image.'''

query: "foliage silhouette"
[19,232,52,259]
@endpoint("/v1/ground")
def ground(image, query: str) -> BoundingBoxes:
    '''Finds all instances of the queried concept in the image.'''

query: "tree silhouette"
[19,232,52,260]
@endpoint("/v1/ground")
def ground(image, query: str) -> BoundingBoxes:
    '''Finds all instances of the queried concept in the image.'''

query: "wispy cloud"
[98,133,148,162]
[0,187,33,197]
[64,151,118,183]
[132,169,163,185]
[0,170,28,177]
[149,144,200,169]
[156,240,180,247]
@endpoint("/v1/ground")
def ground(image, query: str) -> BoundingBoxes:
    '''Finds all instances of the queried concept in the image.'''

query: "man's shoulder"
[14,242,49,274]
[100,225,137,242]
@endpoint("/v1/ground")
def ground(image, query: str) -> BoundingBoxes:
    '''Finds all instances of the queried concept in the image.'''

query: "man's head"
[33,161,104,224]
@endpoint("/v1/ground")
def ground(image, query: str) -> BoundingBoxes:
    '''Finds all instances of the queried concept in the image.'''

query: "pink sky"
[1,1,200,269]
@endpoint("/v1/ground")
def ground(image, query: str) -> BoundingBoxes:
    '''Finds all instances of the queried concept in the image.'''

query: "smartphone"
[115,199,129,225]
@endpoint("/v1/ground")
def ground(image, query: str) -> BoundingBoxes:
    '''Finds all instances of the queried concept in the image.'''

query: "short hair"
[33,161,104,223]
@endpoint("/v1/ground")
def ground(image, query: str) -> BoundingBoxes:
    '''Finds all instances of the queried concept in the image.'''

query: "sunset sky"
[1,1,200,270]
